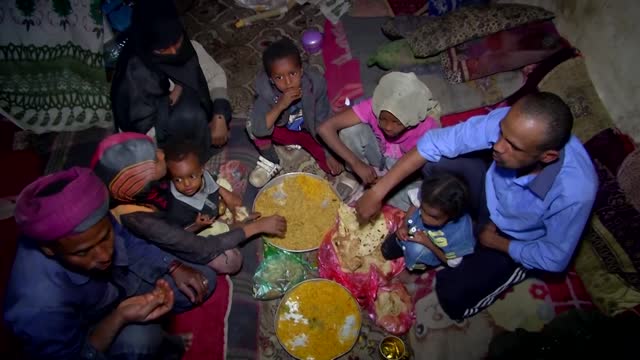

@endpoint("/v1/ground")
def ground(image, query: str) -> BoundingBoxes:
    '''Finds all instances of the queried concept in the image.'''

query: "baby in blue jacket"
[381,172,476,270]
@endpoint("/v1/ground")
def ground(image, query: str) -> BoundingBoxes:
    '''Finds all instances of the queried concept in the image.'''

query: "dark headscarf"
[112,0,213,136]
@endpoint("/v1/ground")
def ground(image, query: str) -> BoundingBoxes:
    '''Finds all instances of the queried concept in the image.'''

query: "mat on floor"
[170,275,233,360]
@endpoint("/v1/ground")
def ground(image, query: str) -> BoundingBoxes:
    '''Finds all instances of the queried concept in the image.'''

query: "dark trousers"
[389,154,528,320]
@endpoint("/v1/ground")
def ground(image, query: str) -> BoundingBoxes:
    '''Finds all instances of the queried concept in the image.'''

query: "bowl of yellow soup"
[275,279,362,359]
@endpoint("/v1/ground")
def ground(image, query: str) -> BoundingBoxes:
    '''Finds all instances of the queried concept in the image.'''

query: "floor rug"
[407,267,594,360]
[170,275,233,360]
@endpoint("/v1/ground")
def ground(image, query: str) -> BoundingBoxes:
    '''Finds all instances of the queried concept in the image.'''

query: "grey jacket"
[249,67,330,140]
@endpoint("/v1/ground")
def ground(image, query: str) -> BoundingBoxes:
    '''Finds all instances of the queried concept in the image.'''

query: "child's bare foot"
[179,333,194,352]
[326,155,344,175]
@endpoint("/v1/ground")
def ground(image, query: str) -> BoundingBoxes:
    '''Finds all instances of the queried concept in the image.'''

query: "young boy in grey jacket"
[247,38,343,186]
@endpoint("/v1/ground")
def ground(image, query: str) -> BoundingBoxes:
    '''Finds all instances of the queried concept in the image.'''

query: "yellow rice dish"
[276,279,361,360]
[254,174,340,251]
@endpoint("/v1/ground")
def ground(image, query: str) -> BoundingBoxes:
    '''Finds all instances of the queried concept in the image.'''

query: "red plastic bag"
[317,206,405,307]
[369,282,415,335]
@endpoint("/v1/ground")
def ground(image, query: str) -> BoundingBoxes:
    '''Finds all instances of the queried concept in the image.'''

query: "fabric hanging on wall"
[0,0,112,133]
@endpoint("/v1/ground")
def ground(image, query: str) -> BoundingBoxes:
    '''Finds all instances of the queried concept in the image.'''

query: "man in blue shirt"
[356,92,597,320]
[4,167,217,359]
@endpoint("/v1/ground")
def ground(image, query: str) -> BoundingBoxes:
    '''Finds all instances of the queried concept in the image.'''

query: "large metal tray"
[252,172,340,253]
[275,278,362,360]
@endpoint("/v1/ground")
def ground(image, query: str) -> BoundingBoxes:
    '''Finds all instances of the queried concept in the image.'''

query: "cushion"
[538,58,616,142]
[576,129,640,316]
[367,39,440,70]
[408,4,554,58]
[382,15,434,40]
[441,21,568,83]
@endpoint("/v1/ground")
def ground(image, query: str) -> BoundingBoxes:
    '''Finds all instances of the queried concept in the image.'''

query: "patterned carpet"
[181,0,325,119]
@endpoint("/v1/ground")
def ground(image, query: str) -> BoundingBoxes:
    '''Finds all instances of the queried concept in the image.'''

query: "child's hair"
[262,37,302,76]
[163,141,203,165]
[420,171,469,219]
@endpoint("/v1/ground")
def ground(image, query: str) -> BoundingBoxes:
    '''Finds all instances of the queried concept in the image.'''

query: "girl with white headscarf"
[318,72,441,210]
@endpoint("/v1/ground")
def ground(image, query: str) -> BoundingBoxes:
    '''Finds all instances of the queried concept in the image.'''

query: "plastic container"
[301,29,323,54]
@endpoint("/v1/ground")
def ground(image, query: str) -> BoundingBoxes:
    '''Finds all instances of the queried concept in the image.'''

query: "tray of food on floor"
[275,279,361,360]
[253,173,341,252]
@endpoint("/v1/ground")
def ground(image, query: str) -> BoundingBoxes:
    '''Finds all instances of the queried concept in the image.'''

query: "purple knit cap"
[15,167,110,242]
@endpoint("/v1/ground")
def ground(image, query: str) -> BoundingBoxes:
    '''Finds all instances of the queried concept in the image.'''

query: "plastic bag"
[317,206,405,307]
[253,243,314,300]
[234,0,287,11]
[369,282,415,335]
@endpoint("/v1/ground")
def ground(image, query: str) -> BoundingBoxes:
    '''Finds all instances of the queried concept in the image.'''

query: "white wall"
[501,0,640,140]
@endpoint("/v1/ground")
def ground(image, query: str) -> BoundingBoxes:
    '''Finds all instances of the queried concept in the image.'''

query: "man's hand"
[117,279,174,323]
[255,214,287,237]
[352,160,377,185]
[169,84,183,106]
[170,262,210,304]
[195,212,215,226]
[210,115,229,147]
[355,188,384,223]
[277,87,302,110]
[478,222,510,253]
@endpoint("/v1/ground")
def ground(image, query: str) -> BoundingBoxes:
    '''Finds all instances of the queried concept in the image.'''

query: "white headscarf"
[372,72,441,127]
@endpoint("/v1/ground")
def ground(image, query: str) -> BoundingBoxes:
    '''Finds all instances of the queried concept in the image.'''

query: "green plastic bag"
[252,243,315,300]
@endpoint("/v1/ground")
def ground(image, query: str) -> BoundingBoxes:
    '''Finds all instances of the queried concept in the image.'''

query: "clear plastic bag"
[369,282,415,335]
[252,243,314,300]
[317,206,406,306]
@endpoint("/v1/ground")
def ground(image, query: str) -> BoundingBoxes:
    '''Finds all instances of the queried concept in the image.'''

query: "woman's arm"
[317,109,365,168]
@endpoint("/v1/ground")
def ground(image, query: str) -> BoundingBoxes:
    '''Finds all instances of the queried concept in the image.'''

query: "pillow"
[367,39,440,70]
[441,21,568,83]
[408,4,554,57]
[382,16,435,39]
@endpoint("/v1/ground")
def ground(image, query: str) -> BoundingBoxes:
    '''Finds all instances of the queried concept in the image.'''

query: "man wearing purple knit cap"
[4,167,216,360]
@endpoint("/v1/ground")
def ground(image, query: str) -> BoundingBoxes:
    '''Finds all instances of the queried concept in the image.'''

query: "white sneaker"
[249,156,282,188]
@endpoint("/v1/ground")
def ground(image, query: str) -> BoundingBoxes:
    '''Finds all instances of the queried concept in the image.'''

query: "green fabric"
[367,39,439,70]
[1,1,111,133]
[0,42,111,130]
[575,217,640,316]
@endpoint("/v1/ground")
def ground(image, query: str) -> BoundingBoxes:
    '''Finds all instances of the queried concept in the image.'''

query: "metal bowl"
[275,278,362,360]
[252,172,340,253]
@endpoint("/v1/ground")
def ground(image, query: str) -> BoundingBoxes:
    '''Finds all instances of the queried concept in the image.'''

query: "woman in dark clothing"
[111,0,231,160]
